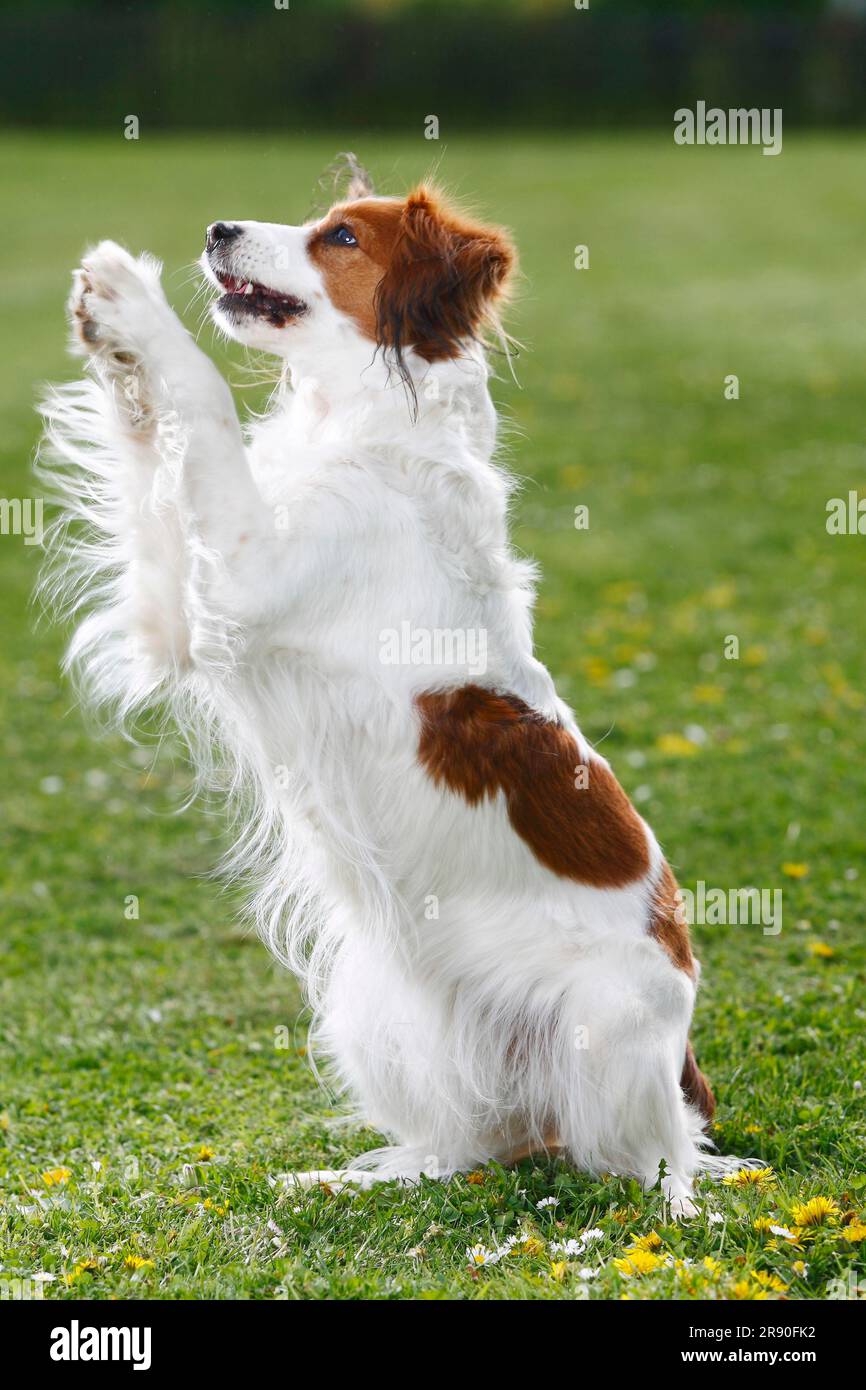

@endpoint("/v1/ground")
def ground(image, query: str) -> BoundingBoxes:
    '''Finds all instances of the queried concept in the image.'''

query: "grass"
[1,131,865,1301]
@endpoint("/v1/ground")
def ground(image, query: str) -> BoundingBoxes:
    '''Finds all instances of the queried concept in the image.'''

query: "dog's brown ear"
[375,186,515,368]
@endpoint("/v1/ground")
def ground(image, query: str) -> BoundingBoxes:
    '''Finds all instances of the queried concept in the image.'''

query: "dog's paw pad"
[67,241,166,363]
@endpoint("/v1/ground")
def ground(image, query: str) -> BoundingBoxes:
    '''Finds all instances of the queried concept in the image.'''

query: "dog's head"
[201,157,515,379]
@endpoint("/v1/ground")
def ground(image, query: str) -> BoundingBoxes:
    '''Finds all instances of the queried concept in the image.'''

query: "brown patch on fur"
[652,872,713,1121]
[649,860,695,977]
[415,686,650,889]
[307,186,515,367]
[681,1041,715,1122]
[308,196,404,342]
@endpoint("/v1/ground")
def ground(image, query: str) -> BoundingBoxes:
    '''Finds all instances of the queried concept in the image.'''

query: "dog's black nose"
[206,222,242,253]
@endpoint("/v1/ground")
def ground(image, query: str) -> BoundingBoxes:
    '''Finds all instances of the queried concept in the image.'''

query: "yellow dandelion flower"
[743,645,767,666]
[65,1259,98,1284]
[196,1145,215,1161]
[123,1255,155,1270]
[702,1256,722,1276]
[807,941,834,959]
[550,1261,568,1282]
[840,1221,866,1243]
[753,1217,775,1233]
[790,1196,840,1228]
[613,1249,663,1277]
[692,684,724,705]
[655,732,698,758]
[560,463,587,490]
[753,1271,788,1292]
[731,1279,754,1300]
[704,582,736,609]
[744,1123,763,1135]
[789,1226,816,1244]
[42,1166,72,1187]
[782,863,809,879]
[582,657,611,687]
[465,1171,485,1185]
[792,1260,808,1275]
[629,1231,663,1252]
[722,1167,775,1188]
[520,1235,545,1257]
[608,1204,641,1226]
[201,1196,229,1215]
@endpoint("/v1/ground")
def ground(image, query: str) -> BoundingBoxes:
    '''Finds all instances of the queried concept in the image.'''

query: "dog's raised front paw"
[68,240,173,364]
[68,241,183,427]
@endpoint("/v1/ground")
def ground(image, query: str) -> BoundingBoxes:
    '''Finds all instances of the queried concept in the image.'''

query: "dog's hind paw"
[667,1193,700,1221]
[277,1169,389,1193]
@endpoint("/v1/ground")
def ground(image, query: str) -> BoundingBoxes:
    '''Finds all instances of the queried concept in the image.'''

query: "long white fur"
[36,216,738,1216]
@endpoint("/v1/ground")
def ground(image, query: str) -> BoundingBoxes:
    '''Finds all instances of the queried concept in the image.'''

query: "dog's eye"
[329,224,358,247]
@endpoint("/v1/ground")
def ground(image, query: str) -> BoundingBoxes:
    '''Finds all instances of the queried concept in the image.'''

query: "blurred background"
[3,0,866,132]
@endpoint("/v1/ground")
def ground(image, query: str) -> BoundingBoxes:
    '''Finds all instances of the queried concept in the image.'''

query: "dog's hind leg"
[552,945,706,1219]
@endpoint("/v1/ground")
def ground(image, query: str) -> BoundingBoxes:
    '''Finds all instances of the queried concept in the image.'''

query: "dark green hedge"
[2,4,864,130]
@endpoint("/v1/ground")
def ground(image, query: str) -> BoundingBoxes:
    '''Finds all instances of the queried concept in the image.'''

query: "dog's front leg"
[70,238,269,531]
[66,242,287,666]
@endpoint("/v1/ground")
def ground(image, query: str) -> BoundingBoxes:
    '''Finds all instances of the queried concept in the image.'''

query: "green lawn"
[1,132,865,1301]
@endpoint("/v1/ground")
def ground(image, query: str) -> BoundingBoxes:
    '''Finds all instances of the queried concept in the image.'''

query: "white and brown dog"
[39,158,730,1216]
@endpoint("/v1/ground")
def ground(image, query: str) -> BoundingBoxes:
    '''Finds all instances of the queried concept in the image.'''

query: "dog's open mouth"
[214,269,307,327]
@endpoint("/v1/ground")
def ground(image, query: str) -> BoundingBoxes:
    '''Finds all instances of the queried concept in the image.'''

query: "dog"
[39,156,731,1217]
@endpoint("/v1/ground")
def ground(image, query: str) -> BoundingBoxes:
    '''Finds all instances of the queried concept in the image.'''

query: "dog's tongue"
[221,273,253,294]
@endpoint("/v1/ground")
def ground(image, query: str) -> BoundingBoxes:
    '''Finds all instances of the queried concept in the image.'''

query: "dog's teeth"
[243,282,254,295]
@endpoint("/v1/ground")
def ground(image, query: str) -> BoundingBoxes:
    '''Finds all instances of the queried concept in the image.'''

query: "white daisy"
[769,1225,797,1240]
[550,1238,583,1256]
[467,1243,499,1267]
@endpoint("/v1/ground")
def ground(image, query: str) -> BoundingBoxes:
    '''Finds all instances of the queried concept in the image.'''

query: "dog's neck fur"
[268,337,499,463]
